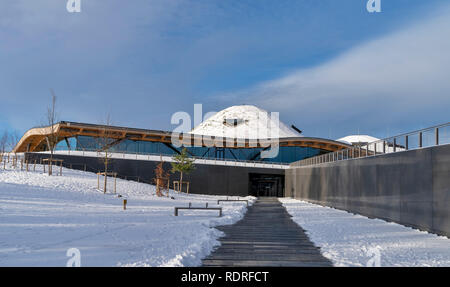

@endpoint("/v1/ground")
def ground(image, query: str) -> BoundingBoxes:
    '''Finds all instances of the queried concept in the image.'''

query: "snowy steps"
[202,197,333,267]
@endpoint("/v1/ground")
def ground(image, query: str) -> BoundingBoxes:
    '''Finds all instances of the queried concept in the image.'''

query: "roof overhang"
[13,121,351,153]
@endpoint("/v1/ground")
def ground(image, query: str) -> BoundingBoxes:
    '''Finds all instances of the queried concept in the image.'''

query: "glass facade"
[55,135,327,164]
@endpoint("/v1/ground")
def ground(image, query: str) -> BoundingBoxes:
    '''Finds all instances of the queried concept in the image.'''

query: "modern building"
[14,105,351,197]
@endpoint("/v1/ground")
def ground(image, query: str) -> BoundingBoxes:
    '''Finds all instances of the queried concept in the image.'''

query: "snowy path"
[0,164,254,266]
[280,198,450,267]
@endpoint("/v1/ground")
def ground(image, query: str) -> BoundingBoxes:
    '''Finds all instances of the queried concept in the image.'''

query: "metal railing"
[292,122,450,167]
[38,148,291,169]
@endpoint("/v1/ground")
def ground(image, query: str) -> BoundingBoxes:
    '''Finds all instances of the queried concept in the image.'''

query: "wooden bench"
[217,199,249,206]
[174,203,222,217]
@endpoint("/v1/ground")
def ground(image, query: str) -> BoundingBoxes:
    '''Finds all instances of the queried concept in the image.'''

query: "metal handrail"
[292,122,450,167]
[37,148,290,167]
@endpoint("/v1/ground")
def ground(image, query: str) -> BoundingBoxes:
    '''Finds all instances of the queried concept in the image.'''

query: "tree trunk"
[49,149,53,176]
[104,153,108,194]
[179,172,183,193]
[156,178,160,196]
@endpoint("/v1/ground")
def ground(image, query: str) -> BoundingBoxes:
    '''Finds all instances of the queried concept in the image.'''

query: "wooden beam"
[13,122,352,153]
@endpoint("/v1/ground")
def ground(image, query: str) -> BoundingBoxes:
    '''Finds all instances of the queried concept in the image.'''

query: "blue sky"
[1,0,449,140]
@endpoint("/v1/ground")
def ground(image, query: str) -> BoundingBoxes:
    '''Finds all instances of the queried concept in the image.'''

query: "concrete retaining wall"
[286,144,450,237]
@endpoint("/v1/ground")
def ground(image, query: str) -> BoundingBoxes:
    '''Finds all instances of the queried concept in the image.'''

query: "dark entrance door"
[249,173,284,197]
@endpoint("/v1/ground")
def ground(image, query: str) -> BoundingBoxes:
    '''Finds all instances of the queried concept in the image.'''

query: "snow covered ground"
[0,162,254,267]
[280,198,450,267]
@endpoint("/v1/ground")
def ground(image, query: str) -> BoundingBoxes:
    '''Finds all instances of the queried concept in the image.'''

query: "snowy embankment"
[279,198,450,267]
[0,163,254,267]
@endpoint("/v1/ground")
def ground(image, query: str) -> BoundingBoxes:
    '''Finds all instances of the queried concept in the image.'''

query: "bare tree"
[154,160,170,197]
[97,114,114,193]
[7,130,20,168]
[8,131,20,152]
[45,90,59,175]
[0,130,8,163]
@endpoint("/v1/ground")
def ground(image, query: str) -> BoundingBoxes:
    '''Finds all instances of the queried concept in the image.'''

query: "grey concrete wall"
[286,144,450,237]
[25,153,285,197]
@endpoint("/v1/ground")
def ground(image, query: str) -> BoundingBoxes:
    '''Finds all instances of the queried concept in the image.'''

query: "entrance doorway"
[249,173,284,197]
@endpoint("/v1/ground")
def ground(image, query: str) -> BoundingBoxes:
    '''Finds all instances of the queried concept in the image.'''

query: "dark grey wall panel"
[25,153,284,197]
[287,144,450,237]
[431,145,450,235]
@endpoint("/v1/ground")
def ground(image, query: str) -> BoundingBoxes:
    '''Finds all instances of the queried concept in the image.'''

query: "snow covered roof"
[189,105,301,139]
[336,135,380,145]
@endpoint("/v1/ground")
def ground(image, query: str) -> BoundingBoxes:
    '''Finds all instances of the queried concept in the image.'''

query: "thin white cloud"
[217,4,450,132]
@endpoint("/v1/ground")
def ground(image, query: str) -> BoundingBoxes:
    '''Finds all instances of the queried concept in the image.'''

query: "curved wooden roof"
[13,121,351,153]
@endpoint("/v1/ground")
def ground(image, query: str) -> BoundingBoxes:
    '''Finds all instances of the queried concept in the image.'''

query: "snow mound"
[337,135,380,145]
[189,105,301,139]
[337,135,403,153]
